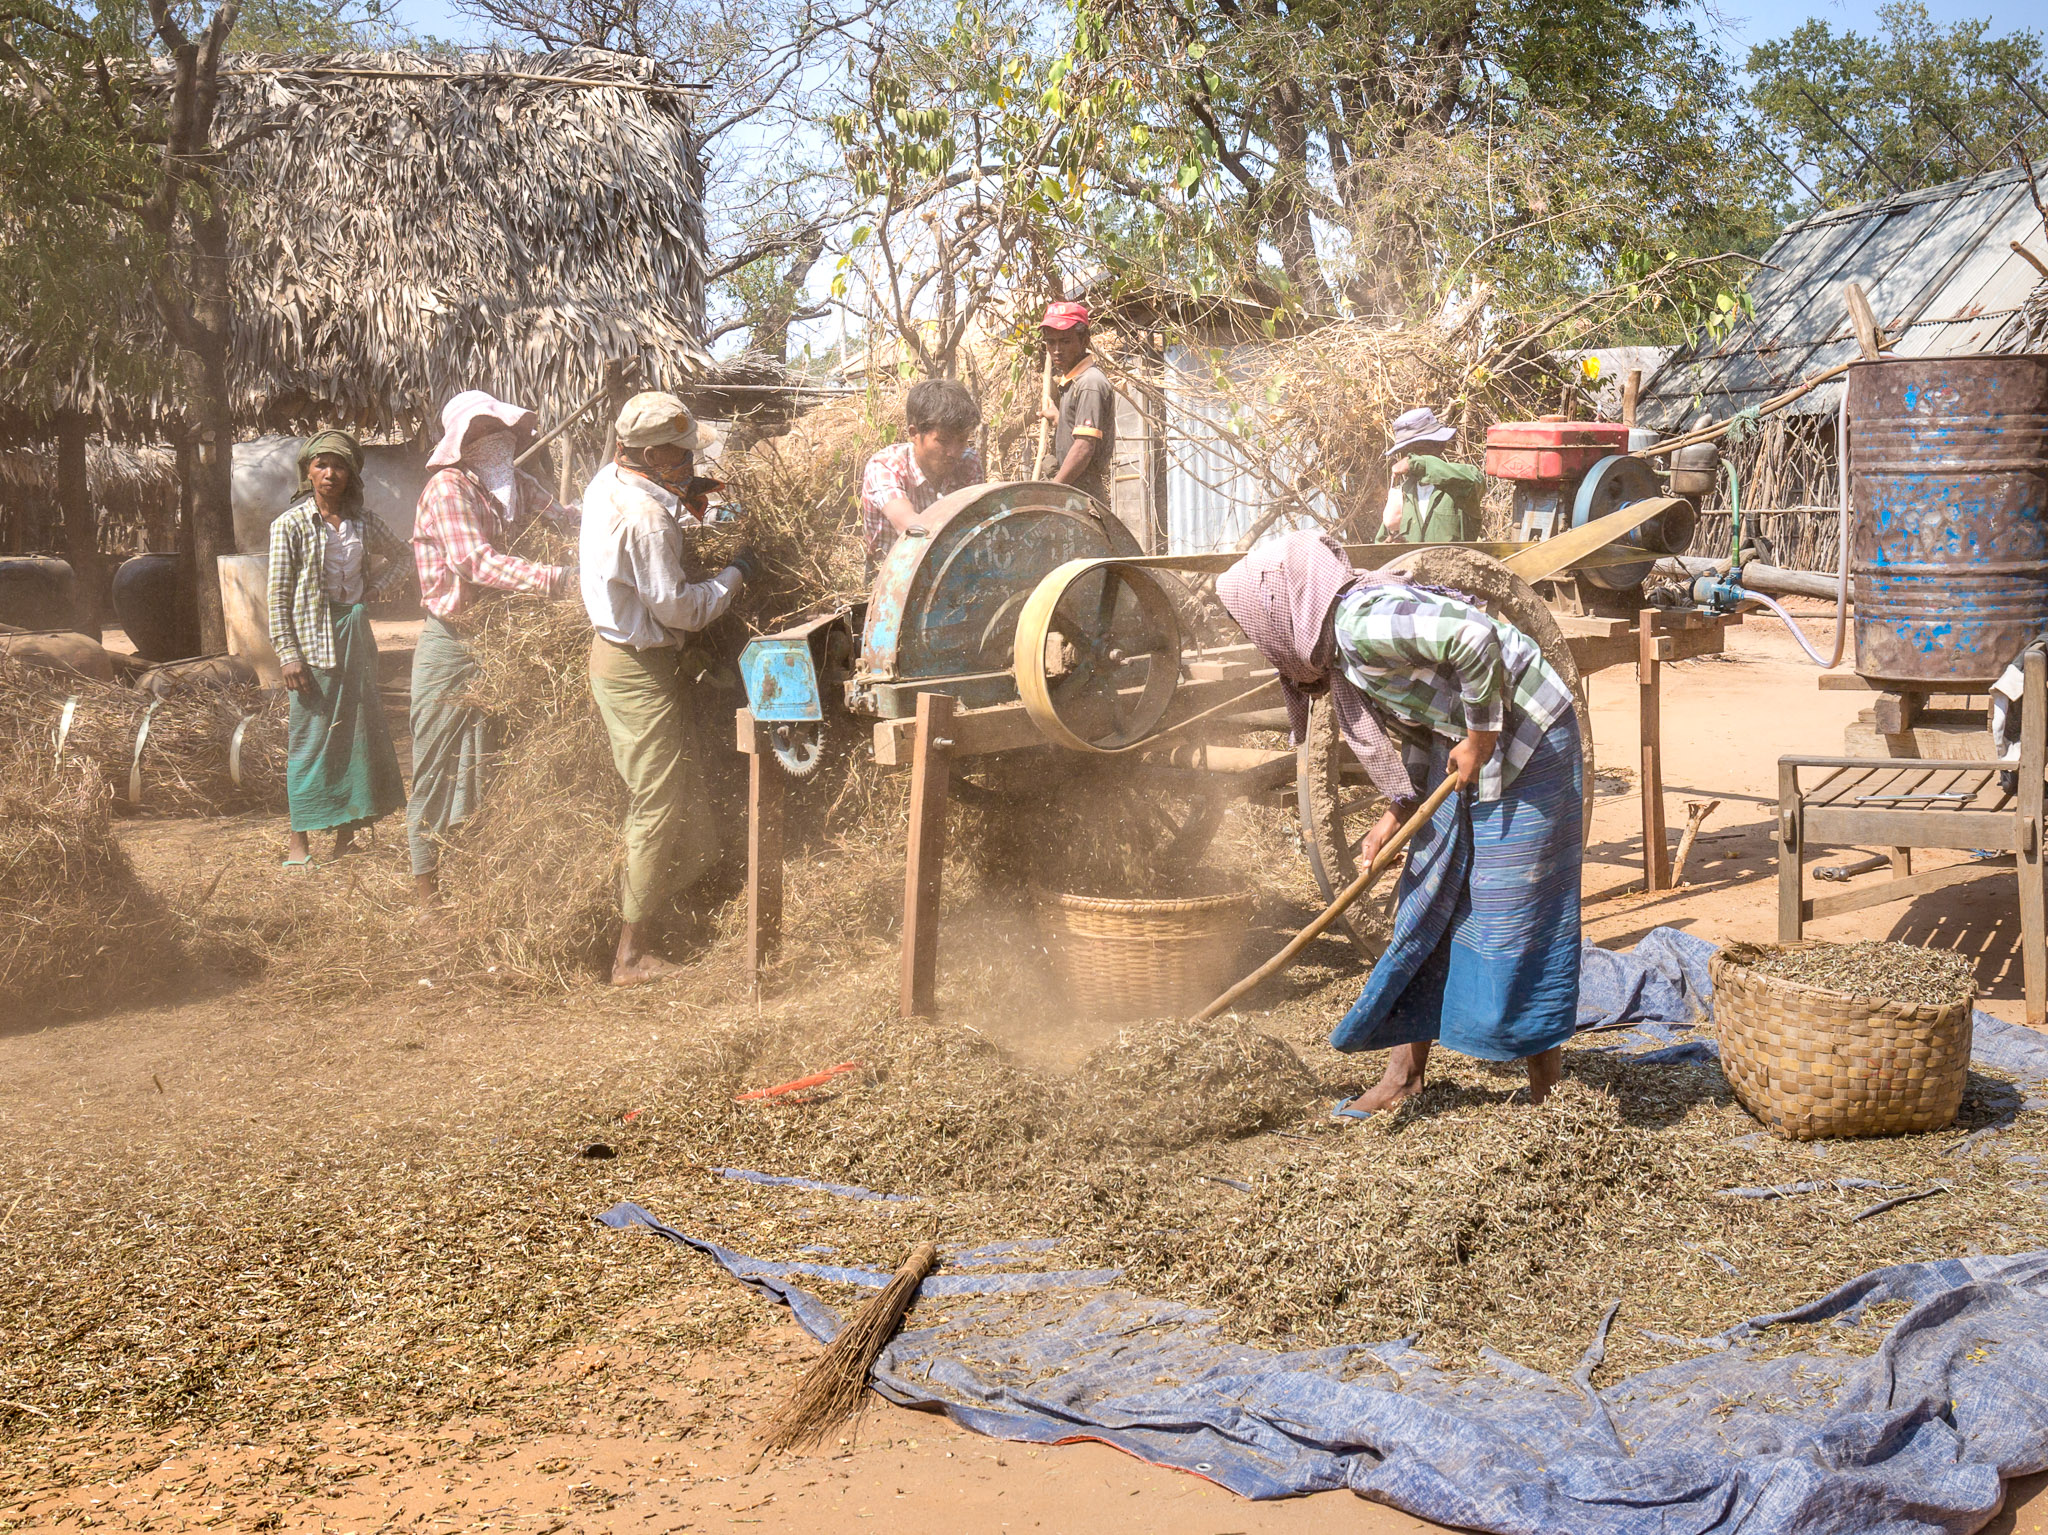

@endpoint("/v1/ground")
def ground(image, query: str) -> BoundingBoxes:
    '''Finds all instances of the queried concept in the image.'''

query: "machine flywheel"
[1012,558,1183,752]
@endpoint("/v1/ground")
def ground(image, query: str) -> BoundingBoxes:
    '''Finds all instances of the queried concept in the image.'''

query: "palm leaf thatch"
[20,47,708,441]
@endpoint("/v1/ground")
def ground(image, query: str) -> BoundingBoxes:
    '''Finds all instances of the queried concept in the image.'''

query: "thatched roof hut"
[55,47,709,442]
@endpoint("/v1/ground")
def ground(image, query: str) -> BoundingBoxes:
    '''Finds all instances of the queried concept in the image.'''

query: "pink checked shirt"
[858,442,982,576]
[411,467,576,619]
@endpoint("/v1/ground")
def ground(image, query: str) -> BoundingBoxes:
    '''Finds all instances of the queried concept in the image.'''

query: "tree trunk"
[187,352,236,654]
[1266,82,1334,314]
[55,410,104,639]
[174,429,200,651]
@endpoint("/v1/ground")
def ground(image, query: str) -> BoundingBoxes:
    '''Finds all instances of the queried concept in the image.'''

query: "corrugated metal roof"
[1638,169,2048,432]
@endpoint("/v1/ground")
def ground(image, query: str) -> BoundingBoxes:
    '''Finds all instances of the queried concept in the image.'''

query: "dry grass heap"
[0,656,285,817]
[0,745,174,1019]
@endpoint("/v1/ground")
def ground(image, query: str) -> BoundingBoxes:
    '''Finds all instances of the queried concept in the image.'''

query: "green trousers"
[588,636,718,924]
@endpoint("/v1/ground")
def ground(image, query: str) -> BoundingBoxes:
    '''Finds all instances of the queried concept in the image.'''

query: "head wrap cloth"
[295,429,365,516]
[1213,531,1422,808]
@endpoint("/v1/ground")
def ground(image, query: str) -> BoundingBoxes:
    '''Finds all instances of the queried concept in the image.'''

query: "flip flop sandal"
[1330,1097,1375,1121]
[280,855,317,869]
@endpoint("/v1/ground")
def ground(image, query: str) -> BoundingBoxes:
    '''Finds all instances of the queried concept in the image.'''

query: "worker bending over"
[857,379,983,580]
[1039,300,1117,506]
[581,392,756,986]
[408,390,579,901]
[1217,532,1583,1112]
[1380,406,1482,543]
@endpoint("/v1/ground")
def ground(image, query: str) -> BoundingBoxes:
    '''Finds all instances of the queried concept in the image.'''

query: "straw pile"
[0,656,285,816]
[0,743,173,1019]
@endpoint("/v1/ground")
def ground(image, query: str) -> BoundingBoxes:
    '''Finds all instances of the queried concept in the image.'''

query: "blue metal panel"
[740,636,823,722]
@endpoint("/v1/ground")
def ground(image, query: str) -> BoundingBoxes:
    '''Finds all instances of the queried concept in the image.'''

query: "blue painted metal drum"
[1849,355,2048,685]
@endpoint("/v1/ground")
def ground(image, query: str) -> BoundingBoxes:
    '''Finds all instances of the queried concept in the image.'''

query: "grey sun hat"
[1386,405,1457,457]
[615,391,725,457]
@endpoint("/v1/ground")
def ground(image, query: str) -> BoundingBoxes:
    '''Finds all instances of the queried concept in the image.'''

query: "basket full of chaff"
[1040,887,1254,1021]
[1710,941,1975,1140]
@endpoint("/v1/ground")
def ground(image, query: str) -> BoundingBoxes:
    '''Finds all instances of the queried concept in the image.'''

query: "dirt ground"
[5,606,2048,1534]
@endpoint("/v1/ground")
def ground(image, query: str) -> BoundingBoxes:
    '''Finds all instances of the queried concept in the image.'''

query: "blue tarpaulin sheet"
[601,930,2048,1534]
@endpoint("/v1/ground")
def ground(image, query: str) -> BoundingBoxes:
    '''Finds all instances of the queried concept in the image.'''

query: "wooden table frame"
[1776,649,2045,1021]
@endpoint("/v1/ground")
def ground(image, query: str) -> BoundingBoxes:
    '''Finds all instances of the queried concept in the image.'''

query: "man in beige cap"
[580,391,758,985]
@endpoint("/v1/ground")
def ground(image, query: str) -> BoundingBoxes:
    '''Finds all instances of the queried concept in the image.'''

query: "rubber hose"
[1737,586,1840,667]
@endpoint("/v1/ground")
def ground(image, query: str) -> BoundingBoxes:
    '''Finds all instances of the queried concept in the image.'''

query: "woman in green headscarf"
[266,430,410,865]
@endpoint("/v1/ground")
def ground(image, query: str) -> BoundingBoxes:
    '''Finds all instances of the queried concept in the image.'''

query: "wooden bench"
[1777,649,2045,1021]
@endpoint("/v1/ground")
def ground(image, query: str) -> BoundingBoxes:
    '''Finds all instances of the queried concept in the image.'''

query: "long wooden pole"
[1193,774,1460,1022]
[1031,352,1055,479]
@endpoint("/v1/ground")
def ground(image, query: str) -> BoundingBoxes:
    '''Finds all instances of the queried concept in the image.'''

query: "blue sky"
[382,0,2042,58]
[1707,0,2040,60]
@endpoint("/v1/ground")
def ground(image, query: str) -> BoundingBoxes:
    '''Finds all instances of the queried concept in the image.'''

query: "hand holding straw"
[1193,774,1460,1022]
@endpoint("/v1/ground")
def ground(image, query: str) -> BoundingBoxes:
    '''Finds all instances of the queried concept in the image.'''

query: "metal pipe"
[1656,556,1845,602]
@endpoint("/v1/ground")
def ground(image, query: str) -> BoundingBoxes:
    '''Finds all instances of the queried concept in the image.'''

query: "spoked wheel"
[1015,560,1181,751]
[1296,691,1395,960]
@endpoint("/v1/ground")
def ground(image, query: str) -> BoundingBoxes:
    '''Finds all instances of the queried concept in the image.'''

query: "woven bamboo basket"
[1039,888,1255,1021]
[1709,942,1974,1140]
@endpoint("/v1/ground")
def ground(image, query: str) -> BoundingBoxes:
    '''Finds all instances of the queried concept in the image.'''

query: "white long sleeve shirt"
[578,462,741,649]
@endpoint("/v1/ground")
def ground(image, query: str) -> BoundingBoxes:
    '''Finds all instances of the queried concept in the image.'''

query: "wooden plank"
[746,722,784,985]
[1640,609,1669,892]
[1873,691,1923,736]
[1819,676,1987,703]
[1779,758,1803,940]
[1551,614,1633,639]
[1802,806,2020,848]
[1804,859,2007,922]
[1844,713,1995,760]
[899,692,956,1019]
[734,705,757,754]
[1805,765,1889,809]
[2021,650,2045,1025]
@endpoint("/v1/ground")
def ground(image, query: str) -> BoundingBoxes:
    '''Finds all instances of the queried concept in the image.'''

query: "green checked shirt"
[267,499,411,670]
[1331,583,1575,802]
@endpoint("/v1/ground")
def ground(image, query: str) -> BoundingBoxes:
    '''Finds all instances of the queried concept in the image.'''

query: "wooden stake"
[747,719,785,987]
[1669,798,1721,886]
[1621,369,1642,427]
[900,692,956,1018]
[1032,352,1055,478]
[1640,609,1669,892]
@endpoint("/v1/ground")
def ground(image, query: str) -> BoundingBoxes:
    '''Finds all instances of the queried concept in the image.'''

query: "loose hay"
[0,656,286,817]
[0,744,174,1018]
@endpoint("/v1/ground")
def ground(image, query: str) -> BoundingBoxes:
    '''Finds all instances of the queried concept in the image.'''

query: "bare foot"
[332,828,359,858]
[1345,1040,1431,1114]
[413,871,440,906]
[1524,1046,1564,1105]
[611,953,686,987]
[1349,1073,1426,1113]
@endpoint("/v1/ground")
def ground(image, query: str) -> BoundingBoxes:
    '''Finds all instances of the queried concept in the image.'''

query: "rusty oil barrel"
[1850,355,2048,685]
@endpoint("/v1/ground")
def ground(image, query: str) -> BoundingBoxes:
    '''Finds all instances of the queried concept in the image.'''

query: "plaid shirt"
[859,441,982,576]
[266,499,410,670]
[412,466,575,619]
[1331,583,1575,802]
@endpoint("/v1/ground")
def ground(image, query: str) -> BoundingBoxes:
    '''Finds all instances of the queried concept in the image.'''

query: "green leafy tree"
[1747,2,2048,208]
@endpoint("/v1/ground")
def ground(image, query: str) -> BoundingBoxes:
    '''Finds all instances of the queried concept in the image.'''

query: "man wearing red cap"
[1038,300,1117,507]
